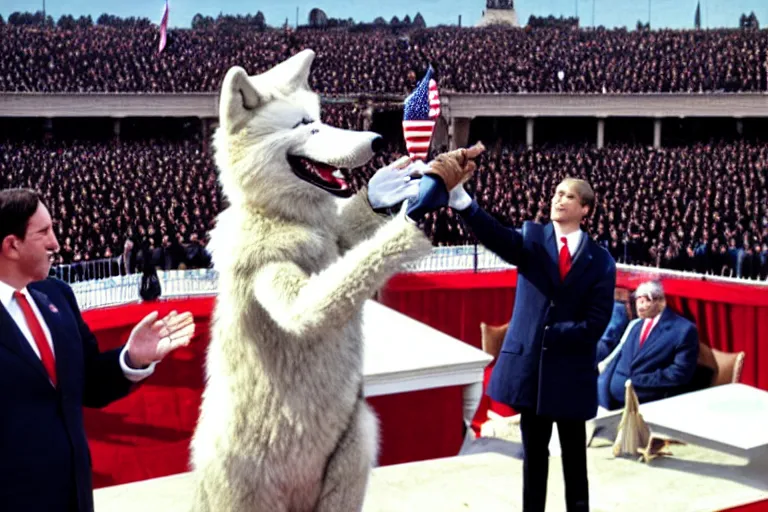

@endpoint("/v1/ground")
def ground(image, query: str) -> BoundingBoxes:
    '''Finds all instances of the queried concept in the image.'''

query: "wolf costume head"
[213,49,383,224]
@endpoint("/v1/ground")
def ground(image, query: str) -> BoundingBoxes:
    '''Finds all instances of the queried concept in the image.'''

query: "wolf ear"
[220,66,262,132]
[264,49,315,94]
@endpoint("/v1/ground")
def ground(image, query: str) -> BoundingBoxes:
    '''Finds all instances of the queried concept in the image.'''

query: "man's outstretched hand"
[125,310,196,368]
[424,142,485,191]
[405,142,486,220]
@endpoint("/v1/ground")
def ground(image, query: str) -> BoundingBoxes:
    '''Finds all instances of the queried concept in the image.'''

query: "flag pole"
[648,0,651,28]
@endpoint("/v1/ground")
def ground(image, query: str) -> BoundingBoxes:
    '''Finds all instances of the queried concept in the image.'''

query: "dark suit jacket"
[597,307,699,410]
[0,278,134,512]
[460,202,616,421]
[596,301,630,362]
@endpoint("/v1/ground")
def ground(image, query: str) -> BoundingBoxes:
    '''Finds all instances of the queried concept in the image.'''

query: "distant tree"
[8,11,53,26]
[528,14,578,29]
[57,14,77,30]
[191,13,205,29]
[255,11,266,29]
[740,11,759,29]
[96,14,150,28]
[77,15,93,27]
[308,8,328,27]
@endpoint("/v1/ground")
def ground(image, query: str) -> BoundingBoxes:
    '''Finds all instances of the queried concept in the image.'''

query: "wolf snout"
[371,136,384,153]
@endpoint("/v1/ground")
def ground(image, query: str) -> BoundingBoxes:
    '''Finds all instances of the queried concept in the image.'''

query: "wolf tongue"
[314,163,346,188]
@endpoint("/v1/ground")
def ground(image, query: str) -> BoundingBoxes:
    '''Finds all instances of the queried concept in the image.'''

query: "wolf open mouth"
[287,155,352,198]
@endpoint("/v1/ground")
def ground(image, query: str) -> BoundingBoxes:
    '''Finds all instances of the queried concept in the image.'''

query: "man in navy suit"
[0,188,196,512]
[407,145,616,512]
[597,281,699,410]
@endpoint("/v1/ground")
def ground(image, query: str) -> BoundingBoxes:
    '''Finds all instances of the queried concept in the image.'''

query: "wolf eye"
[293,117,314,129]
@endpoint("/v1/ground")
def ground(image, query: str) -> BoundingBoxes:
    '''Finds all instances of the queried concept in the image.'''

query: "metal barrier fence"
[61,245,767,311]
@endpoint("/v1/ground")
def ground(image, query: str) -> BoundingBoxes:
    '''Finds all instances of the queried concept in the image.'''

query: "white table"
[362,300,493,424]
[634,383,768,460]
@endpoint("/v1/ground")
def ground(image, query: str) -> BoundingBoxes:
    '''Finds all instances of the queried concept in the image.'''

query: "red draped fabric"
[720,501,768,512]
[379,270,768,391]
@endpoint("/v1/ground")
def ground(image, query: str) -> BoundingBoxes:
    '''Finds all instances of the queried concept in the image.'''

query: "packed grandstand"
[1,17,767,282]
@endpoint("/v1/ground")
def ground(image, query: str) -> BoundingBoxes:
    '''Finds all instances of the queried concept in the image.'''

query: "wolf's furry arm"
[335,188,388,254]
[254,214,431,338]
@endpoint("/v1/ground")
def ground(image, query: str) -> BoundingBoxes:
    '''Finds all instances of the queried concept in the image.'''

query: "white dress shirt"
[0,279,154,383]
[554,227,583,258]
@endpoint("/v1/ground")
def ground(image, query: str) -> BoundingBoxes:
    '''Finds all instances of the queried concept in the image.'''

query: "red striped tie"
[14,291,57,387]
[559,237,572,280]
[639,319,653,347]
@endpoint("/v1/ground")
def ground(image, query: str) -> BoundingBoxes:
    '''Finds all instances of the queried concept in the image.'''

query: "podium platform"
[95,440,768,512]
[92,384,768,512]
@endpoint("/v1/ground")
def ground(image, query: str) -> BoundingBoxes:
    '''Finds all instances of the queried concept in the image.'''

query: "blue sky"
[3,0,766,29]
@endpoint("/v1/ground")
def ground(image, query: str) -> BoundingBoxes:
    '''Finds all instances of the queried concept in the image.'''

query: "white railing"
[66,246,767,311]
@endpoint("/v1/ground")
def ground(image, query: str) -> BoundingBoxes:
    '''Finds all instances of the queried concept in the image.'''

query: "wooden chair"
[480,322,508,360]
[697,342,746,387]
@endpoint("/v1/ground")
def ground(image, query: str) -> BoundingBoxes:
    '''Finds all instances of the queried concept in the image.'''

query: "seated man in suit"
[0,188,196,512]
[595,288,633,362]
[597,280,699,410]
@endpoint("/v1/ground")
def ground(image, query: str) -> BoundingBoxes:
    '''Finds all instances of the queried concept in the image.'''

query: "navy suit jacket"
[596,301,630,362]
[460,202,616,421]
[0,278,133,512]
[597,307,699,410]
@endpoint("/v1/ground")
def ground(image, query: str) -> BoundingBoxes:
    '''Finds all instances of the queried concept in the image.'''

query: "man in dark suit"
[407,145,616,512]
[597,280,699,410]
[0,188,196,512]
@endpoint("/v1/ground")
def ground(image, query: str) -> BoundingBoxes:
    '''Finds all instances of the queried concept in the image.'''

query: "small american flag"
[403,66,441,161]
[158,0,170,54]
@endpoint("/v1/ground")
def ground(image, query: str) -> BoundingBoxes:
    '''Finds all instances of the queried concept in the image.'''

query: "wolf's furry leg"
[190,467,289,512]
[314,402,378,512]
[253,214,431,339]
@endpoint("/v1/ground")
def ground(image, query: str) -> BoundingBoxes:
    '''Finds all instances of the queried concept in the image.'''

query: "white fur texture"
[189,50,432,512]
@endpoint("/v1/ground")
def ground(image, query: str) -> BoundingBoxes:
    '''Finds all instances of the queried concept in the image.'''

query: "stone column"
[450,117,471,150]
[526,117,535,148]
[597,118,605,149]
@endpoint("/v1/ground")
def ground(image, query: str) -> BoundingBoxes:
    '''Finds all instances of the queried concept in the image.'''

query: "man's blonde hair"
[560,177,595,216]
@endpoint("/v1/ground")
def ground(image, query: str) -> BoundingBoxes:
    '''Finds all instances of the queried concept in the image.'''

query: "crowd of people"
[3,117,768,281]
[0,137,219,278]
[2,24,767,94]
[347,137,768,280]
[2,118,767,281]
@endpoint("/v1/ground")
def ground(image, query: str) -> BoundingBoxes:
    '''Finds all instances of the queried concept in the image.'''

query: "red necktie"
[14,291,57,387]
[559,236,572,280]
[639,319,653,347]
